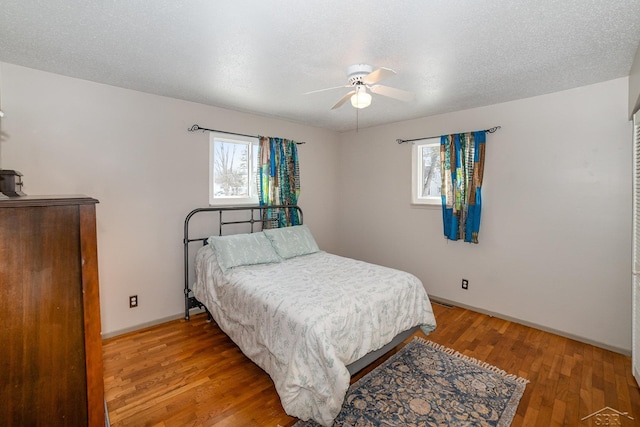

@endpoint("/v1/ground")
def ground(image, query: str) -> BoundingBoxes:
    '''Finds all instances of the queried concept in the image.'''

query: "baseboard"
[101,308,205,340]
[429,295,631,356]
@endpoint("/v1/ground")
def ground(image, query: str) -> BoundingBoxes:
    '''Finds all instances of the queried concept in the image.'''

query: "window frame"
[209,132,260,206]
[411,137,442,206]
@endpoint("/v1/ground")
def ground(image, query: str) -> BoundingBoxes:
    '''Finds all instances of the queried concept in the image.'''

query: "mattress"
[194,246,437,426]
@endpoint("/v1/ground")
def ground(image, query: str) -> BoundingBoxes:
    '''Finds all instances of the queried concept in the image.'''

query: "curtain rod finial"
[396,139,405,144]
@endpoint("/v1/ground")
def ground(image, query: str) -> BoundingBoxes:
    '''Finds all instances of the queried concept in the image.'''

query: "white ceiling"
[1,1,639,132]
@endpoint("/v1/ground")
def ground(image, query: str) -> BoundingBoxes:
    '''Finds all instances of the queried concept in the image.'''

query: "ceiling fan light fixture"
[350,87,372,109]
[307,64,412,110]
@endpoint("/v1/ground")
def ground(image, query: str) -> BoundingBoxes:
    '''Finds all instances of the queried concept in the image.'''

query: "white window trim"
[209,132,259,206]
[411,137,442,206]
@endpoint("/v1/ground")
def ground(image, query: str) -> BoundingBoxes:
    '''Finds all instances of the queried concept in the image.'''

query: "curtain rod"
[188,124,306,145]
[396,126,501,144]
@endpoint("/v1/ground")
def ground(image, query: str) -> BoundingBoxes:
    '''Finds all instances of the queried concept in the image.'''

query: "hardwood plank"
[103,304,640,426]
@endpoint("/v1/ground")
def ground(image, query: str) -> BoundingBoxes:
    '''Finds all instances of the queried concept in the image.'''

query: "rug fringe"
[412,337,530,385]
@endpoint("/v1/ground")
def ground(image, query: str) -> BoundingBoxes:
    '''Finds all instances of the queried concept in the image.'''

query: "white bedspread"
[194,247,437,426]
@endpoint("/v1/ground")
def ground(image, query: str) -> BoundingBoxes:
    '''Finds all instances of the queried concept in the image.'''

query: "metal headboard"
[183,204,303,320]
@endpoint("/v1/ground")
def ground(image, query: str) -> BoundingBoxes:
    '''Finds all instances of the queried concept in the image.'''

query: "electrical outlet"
[461,279,469,290]
[129,295,138,308]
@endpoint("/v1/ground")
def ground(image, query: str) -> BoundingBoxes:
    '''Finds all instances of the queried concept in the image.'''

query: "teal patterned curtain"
[258,136,300,227]
[440,131,486,243]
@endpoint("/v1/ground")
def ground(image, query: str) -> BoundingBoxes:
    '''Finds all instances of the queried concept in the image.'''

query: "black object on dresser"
[0,169,26,197]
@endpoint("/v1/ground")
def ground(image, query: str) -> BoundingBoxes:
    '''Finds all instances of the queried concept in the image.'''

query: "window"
[411,138,442,205]
[209,133,259,205]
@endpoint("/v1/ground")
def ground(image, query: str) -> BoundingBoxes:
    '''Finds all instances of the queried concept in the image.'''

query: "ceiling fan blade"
[362,67,396,85]
[369,84,415,102]
[331,90,357,109]
[304,84,350,95]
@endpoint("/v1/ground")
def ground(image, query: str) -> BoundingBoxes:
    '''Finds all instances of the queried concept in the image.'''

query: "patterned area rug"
[293,337,528,427]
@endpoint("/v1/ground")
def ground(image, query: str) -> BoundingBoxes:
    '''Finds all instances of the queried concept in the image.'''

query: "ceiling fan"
[305,64,415,110]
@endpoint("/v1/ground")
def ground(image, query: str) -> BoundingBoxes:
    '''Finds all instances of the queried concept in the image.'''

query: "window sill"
[209,201,260,207]
[410,203,441,209]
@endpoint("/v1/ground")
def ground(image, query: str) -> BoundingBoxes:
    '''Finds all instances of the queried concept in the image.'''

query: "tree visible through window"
[214,141,248,196]
[209,133,259,205]
[412,138,441,205]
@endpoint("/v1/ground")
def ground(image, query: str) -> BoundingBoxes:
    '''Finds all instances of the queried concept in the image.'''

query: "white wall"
[336,78,633,352]
[1,62,633,352]
[0,62,340,335]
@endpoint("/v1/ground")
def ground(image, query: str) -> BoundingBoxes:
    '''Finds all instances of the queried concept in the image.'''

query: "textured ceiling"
[1,0,639,131]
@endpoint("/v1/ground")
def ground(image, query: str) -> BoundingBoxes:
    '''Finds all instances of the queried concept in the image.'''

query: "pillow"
[209,232,282,272]
[263,224,320,259]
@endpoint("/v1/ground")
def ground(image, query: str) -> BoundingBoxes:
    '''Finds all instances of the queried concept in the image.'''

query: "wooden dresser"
[0,196,105,426]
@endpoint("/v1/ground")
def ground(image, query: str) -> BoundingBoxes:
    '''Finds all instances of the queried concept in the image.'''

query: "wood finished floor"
[103,303,640,426]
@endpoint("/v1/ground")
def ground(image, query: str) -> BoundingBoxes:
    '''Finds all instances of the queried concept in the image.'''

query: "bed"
[183,205,437,426]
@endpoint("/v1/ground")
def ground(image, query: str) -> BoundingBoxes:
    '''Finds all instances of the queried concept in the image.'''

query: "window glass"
[209,133,259,205]
[411,138,441,205]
